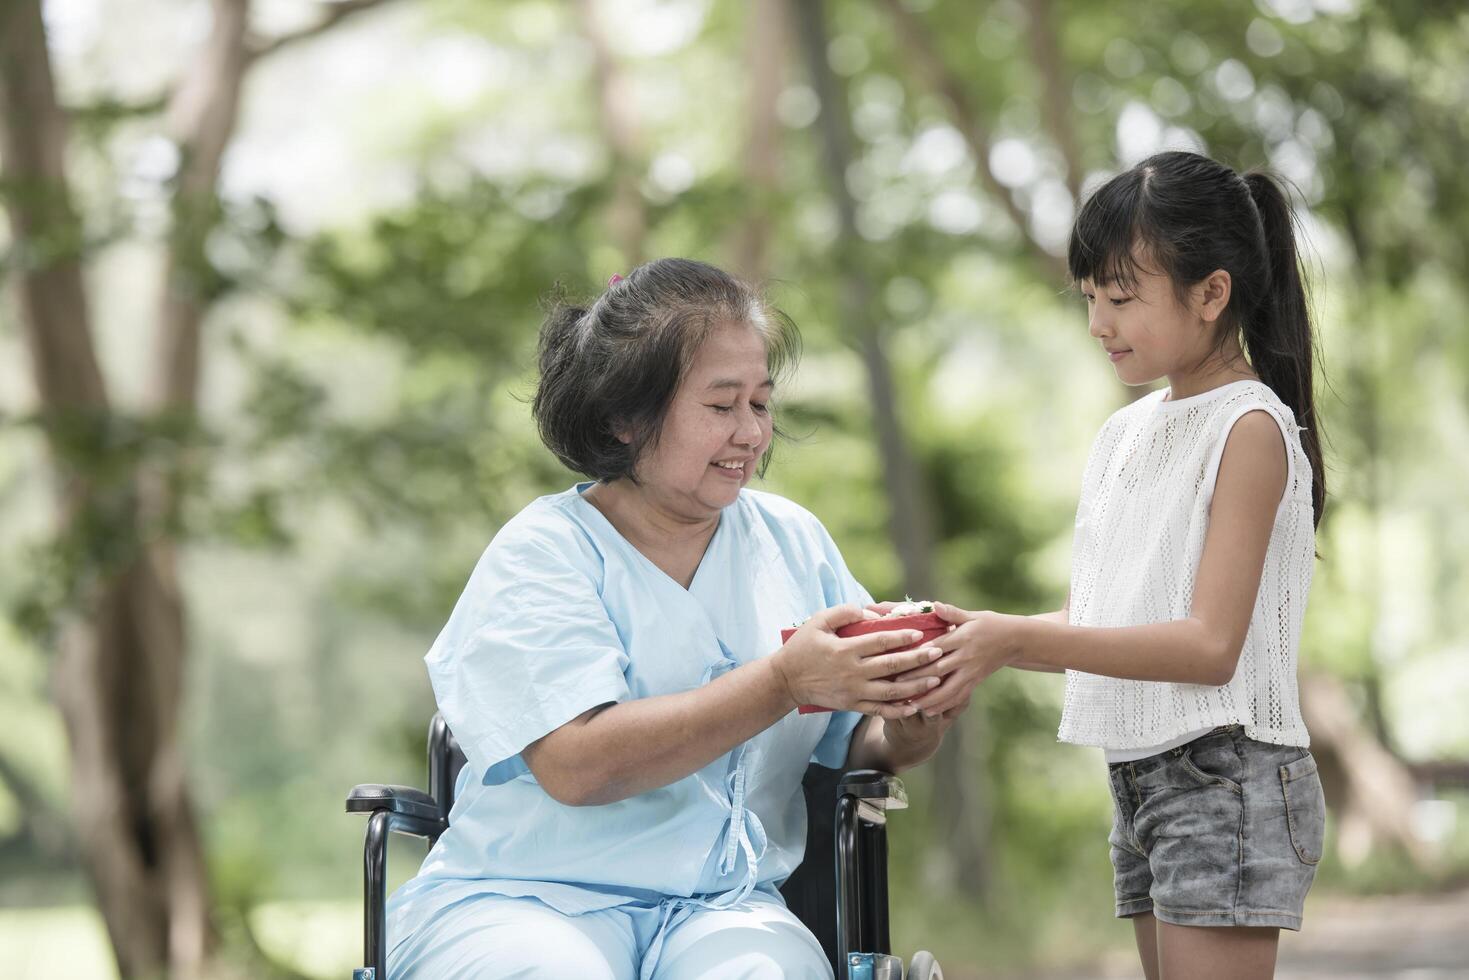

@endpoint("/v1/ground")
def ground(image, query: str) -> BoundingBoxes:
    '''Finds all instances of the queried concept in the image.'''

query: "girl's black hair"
[1067,150,1326,528]
[533,257,800,483]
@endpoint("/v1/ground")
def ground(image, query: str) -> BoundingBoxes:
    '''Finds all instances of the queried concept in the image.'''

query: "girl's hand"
[773,605,944,719]
[889,602,1021,716]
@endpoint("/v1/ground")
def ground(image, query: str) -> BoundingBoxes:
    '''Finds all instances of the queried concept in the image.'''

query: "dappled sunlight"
[2,0,1466,975]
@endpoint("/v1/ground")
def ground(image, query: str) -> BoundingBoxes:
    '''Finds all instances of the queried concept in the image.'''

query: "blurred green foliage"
[2,0,1468,975]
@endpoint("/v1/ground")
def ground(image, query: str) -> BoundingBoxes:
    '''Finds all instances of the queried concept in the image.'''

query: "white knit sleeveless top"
[1058,379,1315,750]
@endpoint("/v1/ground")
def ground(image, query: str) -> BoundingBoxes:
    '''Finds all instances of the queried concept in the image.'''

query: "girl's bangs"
[1067,178,1150,294]
[1068,222,1147,294]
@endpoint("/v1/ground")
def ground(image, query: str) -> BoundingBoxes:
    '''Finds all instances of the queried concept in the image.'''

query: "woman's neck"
[583,481,720,586]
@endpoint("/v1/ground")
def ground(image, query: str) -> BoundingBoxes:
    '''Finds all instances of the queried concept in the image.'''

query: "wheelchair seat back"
[428,713,466,824]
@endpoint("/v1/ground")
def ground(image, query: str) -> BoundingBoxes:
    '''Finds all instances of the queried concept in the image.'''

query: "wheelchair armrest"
[346,783,445,827]
[833,770,905,964]
[349,784,448,974]
[837,770,908,814]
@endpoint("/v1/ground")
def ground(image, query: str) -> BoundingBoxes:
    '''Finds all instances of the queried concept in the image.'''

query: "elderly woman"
[386,258,953,979]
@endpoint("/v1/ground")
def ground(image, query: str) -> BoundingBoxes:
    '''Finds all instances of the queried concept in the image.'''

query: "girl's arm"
[900,411,1288,713]
[521,606,943,806]
[870,598,1067,674]
[1012,592,1069,673]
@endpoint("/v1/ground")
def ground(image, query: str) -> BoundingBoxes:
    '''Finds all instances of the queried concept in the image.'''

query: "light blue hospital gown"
[385,484,873,979]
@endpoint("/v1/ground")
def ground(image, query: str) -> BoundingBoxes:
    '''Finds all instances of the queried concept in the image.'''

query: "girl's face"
[1080,263,1228,388]
[629,320,775,520]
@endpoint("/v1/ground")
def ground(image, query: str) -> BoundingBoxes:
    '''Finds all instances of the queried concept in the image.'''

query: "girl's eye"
[1109,297,1131,307]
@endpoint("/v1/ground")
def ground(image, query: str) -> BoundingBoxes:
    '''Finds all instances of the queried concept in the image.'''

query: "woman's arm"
[900,411,1289,712]
[843,710,953,772]
[521,605,943,806]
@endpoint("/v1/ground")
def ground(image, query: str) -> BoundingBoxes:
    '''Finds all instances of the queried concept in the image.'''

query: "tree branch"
[155,0,252,412]
[244,0,404,64]
[877,0,1066,281]
[59,1,403,129]
[66,93,170,127]
[1025,0,1083,204]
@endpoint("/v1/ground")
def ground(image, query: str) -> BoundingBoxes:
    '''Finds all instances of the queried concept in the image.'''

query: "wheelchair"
[347,713,943,979]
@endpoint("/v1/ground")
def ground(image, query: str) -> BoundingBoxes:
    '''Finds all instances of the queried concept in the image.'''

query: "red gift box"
[779,612,949,714]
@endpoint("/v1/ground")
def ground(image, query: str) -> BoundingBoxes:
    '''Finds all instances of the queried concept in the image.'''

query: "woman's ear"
[1195,269,1232,322]
[610,420,634,445]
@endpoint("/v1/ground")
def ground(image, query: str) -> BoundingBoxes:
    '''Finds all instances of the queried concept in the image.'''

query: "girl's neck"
[1165,342,1257,401]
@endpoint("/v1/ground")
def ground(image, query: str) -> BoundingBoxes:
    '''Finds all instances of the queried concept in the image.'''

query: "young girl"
[897,150,1328,979]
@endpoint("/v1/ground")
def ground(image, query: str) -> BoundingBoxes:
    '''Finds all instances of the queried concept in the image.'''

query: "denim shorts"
[1106,725,1325,930]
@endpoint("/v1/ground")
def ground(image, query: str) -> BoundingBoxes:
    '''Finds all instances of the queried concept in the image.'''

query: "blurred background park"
[2,0,1468,977]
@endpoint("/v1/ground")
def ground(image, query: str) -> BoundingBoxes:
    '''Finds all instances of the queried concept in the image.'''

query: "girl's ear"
[1195,269,1232,322]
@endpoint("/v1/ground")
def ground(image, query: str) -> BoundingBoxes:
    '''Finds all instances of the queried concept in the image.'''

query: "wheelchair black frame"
[347,714,908,980]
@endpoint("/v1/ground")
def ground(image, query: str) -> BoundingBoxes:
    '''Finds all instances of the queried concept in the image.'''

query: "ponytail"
[1069,152,1328,529]
[1241,171,1326,528]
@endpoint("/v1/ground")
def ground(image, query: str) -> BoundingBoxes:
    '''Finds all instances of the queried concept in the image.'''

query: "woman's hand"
[889,602,1021,716]
[883,707,952,749]
[773,605,943,719]
[844,697,957,772]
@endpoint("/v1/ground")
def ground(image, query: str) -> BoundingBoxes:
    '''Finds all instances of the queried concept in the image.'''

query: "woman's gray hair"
[532,257,800,482]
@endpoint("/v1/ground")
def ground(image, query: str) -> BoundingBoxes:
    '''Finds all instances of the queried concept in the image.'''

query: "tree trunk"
[53,555,210,979]
[6,1,401,974]
[732,0,787,281]
[787,0,935,595]
[788,0,991,900]
[576,0,647,266]
[1300,673,1432,868]
[1305,195,1429,867]
[0,0,107,413]
[1,3,212,975]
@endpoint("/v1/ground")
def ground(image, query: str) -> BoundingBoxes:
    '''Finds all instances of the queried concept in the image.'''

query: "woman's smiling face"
[629,320,775,518]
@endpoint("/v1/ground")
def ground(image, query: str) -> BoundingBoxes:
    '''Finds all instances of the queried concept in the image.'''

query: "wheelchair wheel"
[907,950,942,980]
